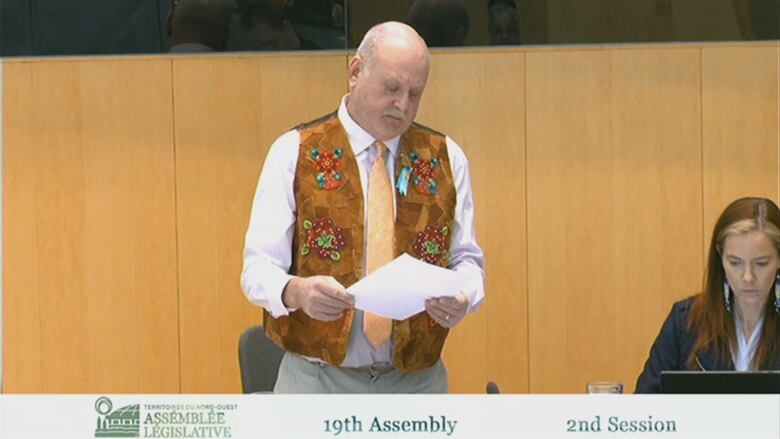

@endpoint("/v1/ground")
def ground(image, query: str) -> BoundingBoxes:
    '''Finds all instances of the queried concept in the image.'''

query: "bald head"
[356,21,430,74]
[347,22,432,141]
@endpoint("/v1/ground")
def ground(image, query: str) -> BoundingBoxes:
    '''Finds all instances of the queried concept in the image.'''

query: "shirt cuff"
[264,272,296,318]
[454,265,484,313]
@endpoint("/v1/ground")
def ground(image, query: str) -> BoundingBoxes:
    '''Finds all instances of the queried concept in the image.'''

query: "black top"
[635,297,780,393]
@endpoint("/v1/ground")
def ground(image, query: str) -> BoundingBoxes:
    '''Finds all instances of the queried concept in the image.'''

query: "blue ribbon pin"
[397,167,412,196]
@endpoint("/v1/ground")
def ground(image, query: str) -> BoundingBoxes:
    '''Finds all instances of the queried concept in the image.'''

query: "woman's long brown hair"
[687,197,780,370]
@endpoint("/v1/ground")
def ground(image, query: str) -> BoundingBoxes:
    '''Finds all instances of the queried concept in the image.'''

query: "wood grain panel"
[4,44,777,395]
[3,62,44,392]
[173,53,346,393]
[2,59,179,393]
[702,45,780,240]
[418,50,527,393]
[609,48,704,393]
[124,61,181,393]
[526,47,703,393]
[28,62,91,393]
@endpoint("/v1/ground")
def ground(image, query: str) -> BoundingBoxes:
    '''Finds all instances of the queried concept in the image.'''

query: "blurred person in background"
[167,0,231,52]
[406,0,470,47]
[488,0,521,45]
[236,0,326,50]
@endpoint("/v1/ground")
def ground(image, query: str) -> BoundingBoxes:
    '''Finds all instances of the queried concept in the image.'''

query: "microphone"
[486,381,500,394]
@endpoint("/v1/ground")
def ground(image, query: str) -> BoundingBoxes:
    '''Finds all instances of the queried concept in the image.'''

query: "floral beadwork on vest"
[309,148,344,190]
[300,218,346,261]
[412,225,449,265]
[409,152,439,195]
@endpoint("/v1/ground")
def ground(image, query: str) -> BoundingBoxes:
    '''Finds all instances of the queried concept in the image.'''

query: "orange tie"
[363,142,394,348]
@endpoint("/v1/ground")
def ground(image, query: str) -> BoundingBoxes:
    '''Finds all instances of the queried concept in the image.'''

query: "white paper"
[347,253,466,320]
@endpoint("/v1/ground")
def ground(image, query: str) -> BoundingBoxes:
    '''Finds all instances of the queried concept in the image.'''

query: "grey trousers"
[273,352,448,394]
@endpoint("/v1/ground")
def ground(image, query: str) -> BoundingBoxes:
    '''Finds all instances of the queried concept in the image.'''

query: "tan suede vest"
[264,113,456,372]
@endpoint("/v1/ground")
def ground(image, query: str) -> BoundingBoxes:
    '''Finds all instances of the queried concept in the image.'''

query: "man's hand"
[282,276,355,321]
[425,292,469,328]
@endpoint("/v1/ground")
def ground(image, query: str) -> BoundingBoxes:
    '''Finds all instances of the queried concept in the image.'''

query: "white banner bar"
[1,394,778,439]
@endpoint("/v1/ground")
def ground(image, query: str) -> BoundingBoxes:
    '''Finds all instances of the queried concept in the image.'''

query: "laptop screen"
[660,371,780,394]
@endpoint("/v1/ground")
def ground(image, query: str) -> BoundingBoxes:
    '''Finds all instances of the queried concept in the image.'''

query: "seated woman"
[636,197,780,393]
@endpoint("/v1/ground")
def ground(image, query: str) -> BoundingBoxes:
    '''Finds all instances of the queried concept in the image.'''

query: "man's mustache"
[384,108,405,119]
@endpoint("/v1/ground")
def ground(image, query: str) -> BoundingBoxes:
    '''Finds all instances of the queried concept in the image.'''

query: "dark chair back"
[238,325,286,393]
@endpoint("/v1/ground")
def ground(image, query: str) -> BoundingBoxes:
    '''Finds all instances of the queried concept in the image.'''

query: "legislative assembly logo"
[95,396,140,437]
[93,396,237,438]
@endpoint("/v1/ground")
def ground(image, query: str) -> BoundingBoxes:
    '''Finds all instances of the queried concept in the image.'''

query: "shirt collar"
[338,95,401,158]
[732,311,764,370]
[734,311,764,346]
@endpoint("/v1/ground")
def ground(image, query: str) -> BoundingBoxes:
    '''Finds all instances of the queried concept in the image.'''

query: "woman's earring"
[774,272,779,313]
[723,281,732,312]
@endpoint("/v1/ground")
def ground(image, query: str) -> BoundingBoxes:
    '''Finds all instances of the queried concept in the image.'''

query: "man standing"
[241,21,484,393]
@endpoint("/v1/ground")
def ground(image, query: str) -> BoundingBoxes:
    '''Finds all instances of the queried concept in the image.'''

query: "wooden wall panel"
[3,62,44,392]
[525,47,703,393]
[173,53,346,393]
[2,59,179,392]
[609,48,704,392]
[124,61,182,393]
[3,43,778,395]
[418,50,528,393]
[702,45,780,240]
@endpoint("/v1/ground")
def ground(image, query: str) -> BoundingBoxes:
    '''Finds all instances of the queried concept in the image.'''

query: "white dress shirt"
[241,96,485,366]
[732,312,764,371]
